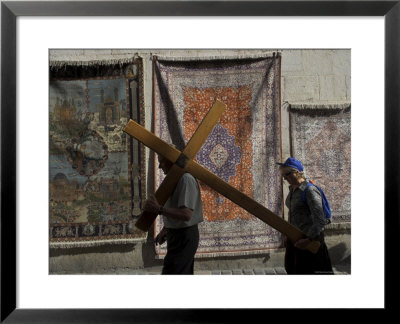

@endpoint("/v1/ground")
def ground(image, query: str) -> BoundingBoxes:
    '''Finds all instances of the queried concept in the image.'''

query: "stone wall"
[49,49,351,274]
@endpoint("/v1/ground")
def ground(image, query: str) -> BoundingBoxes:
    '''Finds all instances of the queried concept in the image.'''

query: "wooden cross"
[123,100,320,254]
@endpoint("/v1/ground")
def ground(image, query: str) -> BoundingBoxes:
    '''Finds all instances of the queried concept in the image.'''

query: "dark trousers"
[162,224,199,275]
[285,233,333,275]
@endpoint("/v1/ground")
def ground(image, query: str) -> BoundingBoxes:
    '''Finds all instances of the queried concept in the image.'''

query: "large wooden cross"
[123,100,320,254]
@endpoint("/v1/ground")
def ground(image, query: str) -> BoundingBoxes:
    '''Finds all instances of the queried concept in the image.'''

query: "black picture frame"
[1,1,398,322]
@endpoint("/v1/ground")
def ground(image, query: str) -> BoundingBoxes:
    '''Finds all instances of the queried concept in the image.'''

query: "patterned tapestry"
[49,60,147,247]
[289,104,351,223]
[153,54,283,257]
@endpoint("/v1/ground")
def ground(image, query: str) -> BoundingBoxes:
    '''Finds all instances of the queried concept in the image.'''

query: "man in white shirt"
[143,154,204,274]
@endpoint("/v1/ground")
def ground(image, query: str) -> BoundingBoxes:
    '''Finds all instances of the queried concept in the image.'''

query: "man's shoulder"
[305,183,322,197]
[181,172,196,182]
[177,173,198,189]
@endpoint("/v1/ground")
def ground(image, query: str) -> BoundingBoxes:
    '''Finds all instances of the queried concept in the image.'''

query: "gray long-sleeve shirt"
[285,181,328,240]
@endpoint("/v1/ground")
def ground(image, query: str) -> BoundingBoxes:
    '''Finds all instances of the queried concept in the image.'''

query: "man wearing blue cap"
[277,157,333,274]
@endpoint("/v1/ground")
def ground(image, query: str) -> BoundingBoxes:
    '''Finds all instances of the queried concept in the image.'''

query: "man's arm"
[143,194,193,221]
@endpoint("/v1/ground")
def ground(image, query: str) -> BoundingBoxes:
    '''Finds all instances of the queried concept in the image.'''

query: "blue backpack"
[301,181,332,224]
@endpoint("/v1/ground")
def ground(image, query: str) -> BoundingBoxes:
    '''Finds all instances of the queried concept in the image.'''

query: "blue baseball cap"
[276,157,304,172]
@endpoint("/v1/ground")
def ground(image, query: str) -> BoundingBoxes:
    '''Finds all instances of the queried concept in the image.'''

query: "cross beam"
[123,100,320,254]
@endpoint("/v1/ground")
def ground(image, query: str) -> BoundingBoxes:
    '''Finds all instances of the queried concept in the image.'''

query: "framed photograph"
[1,0,398,322]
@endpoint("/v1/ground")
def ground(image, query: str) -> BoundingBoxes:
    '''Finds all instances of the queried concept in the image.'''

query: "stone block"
[346,75,351,100]
[111,49,133,55]
[243,269,254,275]
[264,268,276,275]
[302,49,350,76]
[283,76,319,102]
[301,50,335,75]
[275,267,287,275]
[221,270,232,275]
[253,269,266,275]
[50,49,84,56]
[232,269,243,275]
[281,50,303,75]
[319,75,347,101]
[83,49,112,56]
[211,270,222,275]
[195,270,212,275]
[331,50,351,76]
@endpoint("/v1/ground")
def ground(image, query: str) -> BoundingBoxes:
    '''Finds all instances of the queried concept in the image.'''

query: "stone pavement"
[205,267,288,275]
[125,266,349,275]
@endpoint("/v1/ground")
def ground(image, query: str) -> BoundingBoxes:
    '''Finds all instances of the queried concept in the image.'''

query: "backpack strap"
[301,181,332,224]
[301,182,314,225]
[301,182,313,206]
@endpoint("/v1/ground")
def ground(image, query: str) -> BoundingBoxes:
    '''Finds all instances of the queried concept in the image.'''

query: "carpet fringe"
[50,237,147,249]
[49,54,139,68]
[289,101,351,111]
[155,247,284,259]
[153,52,281,61]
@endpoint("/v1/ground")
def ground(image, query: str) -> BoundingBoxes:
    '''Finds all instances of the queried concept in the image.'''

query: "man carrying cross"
[143,154,204,275]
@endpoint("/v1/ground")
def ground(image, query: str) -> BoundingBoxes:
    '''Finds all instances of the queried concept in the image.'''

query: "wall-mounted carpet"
[289,104,351,223]
[49,59,147,247]
[153,54,283,257]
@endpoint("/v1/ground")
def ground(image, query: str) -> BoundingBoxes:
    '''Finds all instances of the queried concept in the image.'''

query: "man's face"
[280,167,298,185]
[158,155,172,174]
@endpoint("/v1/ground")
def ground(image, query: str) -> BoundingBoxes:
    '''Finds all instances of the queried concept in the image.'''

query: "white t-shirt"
[162,173,204,229]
